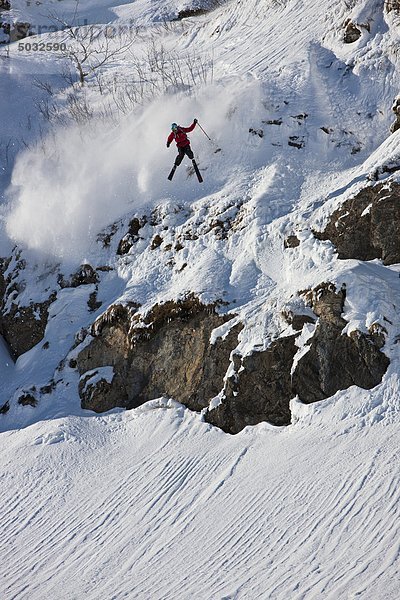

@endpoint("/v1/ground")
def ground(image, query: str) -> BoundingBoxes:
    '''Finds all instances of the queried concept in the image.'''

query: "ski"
[167,165,177,181]
[192,160,203,183]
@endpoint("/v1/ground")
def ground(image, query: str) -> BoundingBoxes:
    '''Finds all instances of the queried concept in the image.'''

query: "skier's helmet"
[171,123,178,131]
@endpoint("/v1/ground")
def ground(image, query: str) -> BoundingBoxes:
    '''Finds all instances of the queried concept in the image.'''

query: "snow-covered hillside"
[1,389,399,599]
[1,0,399,597]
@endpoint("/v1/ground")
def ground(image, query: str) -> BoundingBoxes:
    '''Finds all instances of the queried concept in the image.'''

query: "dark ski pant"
[175,144,194,166]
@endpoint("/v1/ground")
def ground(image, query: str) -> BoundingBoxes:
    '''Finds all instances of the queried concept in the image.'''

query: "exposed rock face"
[79,368,120,413]
[0,255,56,359]
[293,325,390,403]
[292,284,390,403]
[75,285,389,433]
[151,234,163,250]
[206,283,389,434]
[58,263,99,288]
[0,258,8,302]
[390,97,400,133]
[315,182,400,265]
[1,297,55,359]
[0,401,9,414]
[17,391,38,407]
[300,282,345,325]
[343,20,362,44]
[284,235,300,249]
[77,297,240,413]
[117,217,147,256]
[205,336,298,434]
[385,1,400,12]
[176,8,208,20]
[9,21,30,42]
[281,308,315,331]
[0,0,10,43]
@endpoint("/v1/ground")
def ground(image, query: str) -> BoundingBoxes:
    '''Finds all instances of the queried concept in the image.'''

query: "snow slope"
[2,386,399,600]
[1,0,400,597]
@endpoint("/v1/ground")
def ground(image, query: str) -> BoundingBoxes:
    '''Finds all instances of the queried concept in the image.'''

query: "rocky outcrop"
[1,294,56,359]
[284,235,300,249]
[17,391,38,407]
[206,283,389,434]
[385,1,400,12]
[292,284,390,403]
[390,97,400,133]
[0,401,9,414]
[205,336,298,434]
[343,20,362,43]
[79,367,119,413]
[0,1,10,44]
[75,283,389,432]
[117,217,147,256]
[0,255,56,359]
[77,296,241,413]
[281,308,315,331]
[0,257,8,302]
[9,21,30,42]
[58,263,99,288]
[315,182,400,265]
[176,8,209,20]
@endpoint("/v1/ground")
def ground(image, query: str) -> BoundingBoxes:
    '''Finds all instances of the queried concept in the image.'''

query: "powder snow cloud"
[6,76,265,263]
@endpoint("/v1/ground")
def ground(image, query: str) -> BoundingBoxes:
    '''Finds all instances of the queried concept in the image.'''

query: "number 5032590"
[18,42,67,52]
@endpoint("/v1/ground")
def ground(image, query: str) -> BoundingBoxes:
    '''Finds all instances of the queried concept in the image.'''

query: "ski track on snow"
[1,405,399,600]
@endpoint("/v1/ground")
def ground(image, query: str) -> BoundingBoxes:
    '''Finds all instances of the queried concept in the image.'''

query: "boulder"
[284,235,300,249]
[343,20,362,43]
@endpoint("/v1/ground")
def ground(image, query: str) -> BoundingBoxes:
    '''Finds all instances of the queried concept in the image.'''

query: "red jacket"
[167,121,196,148]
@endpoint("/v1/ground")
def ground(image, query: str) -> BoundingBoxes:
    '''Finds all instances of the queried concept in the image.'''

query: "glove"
[167,142,170,148]
[194,118,198,124]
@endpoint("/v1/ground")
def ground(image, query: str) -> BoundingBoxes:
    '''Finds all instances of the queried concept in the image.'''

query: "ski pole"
[197,121,212,141]
[197,120,222,153]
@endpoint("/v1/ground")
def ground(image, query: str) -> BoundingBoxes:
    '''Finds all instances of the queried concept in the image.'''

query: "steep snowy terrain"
[1,0,399,597]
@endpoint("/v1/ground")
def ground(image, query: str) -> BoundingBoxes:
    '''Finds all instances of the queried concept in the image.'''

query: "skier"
[166,119,203,182]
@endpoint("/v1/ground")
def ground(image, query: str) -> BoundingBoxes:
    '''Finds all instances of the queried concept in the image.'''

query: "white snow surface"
[1,387,400,600]
[1,0,400,597]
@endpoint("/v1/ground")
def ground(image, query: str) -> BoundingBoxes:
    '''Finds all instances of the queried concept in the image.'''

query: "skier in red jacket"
[166,119,203,182]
